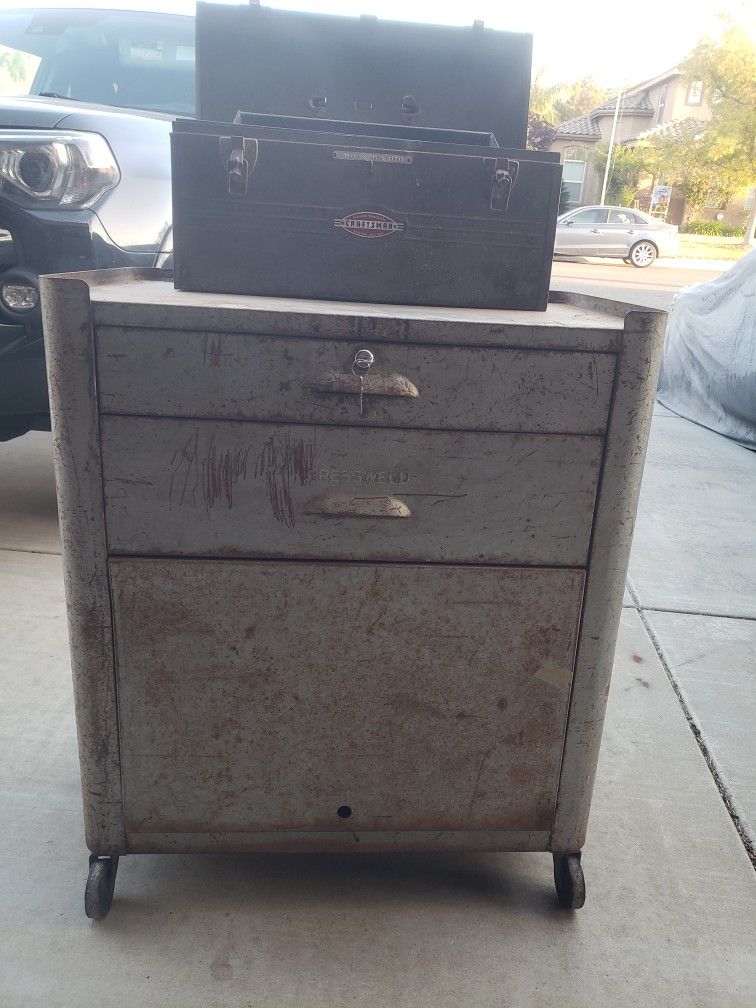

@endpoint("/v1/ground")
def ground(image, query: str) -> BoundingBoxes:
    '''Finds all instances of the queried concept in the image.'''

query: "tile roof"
[595,93,654,113]
[632,117,708,143]
[554,93,655,140]
[554,114,602,139]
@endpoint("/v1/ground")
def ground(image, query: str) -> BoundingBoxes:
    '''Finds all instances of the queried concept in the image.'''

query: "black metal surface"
[233,112,498,148]
[196,2,532,148]
[171,118,561,310]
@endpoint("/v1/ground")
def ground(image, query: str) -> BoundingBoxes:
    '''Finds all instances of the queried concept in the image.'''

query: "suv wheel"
[628,240,657,268]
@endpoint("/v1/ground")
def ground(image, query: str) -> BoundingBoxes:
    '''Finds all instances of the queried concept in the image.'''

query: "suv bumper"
[0,198,154,431]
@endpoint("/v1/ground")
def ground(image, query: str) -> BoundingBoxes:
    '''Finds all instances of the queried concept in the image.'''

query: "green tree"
[676,24,756,243]
[0,49,26,83]
[591,143,653,206]
[553,78,610,123]
[645,123,747,213]
[529,67,560,125]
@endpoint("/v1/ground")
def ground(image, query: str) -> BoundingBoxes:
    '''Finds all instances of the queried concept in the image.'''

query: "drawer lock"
[307,347,419,415]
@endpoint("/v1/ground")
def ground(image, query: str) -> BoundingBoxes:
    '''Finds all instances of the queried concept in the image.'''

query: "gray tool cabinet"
[41,268,664,919]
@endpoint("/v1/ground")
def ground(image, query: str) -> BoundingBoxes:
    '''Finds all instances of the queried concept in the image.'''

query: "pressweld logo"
[333,211,404,238]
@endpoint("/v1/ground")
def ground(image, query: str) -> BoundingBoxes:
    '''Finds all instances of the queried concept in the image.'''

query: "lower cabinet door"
[110,559,584,835]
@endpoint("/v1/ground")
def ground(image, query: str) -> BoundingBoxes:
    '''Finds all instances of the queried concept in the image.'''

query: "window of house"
[562,146,587,204]
[653,84,668,126]
[686,81,704,105]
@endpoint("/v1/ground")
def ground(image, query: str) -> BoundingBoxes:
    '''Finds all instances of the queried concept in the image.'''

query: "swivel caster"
[553,852,585,909]
[85,854,119,920]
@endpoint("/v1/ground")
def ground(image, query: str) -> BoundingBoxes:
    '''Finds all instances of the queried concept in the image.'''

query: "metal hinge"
[485,157,519,211]
[219,136,259,196]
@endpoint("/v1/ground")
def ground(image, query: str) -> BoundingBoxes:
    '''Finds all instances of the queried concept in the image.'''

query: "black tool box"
[171,115,562,310]
[195,2,532,149]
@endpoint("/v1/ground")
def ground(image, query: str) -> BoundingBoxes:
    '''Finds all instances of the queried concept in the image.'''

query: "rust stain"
[254,431,316,527]
[535,662,573,689]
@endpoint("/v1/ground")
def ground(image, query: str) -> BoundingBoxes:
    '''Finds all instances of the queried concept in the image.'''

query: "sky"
[2,0,754,87]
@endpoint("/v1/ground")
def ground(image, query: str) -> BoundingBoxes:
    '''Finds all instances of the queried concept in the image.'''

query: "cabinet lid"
[195,2,532,148]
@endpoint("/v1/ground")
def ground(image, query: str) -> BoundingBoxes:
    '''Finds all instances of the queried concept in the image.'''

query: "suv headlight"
[0,131,120,209]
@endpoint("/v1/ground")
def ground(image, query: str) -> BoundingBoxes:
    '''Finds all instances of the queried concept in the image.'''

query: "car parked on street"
[553,205,678,267]
[0,7,194,440]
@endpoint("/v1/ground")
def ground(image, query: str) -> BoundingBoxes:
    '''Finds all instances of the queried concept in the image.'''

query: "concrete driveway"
[1,269,754,1005]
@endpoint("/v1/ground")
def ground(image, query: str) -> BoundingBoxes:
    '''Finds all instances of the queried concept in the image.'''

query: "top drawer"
[95,327,615,435]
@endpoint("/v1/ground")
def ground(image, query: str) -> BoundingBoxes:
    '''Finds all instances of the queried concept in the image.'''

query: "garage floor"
[1,410,754,1008]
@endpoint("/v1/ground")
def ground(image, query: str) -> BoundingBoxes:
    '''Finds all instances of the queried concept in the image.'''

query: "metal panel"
[96,327,616,435]
[171,123,560,309]
[551,307,666,852]
[87,274,626,353]
[39,275,126,856]
[110,560,584,835]
[126,830,551,854]
[195,2,532,147]
[101,417,602,565]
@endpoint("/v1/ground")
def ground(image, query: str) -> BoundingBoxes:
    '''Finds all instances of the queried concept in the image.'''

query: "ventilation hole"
[337,805,352,819]
[401,95,419,116]
[308,93,327,111]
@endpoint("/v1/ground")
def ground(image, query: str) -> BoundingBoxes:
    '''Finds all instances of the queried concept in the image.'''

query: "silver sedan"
[553,205,679,267]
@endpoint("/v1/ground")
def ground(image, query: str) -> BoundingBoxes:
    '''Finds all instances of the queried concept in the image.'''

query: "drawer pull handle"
[304,493,412,519]
[308,372,419,398]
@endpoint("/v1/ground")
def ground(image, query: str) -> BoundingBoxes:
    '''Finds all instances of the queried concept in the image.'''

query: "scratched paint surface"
[100,416,602,565]
[110,559,584,833]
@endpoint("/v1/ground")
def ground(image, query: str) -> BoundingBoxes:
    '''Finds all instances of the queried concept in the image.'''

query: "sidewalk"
[657,256,739,272]
[1,413,754,1008]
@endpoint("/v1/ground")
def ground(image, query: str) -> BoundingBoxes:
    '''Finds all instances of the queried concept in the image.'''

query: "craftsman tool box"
[195,1,533,149]
[171,115,562,309]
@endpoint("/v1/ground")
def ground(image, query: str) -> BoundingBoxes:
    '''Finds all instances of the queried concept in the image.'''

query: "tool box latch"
[219,136,259,196]
[486,157,519,211]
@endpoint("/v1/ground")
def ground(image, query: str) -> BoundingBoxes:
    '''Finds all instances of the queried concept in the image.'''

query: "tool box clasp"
[219,136,259,196]
[486,157,519,211]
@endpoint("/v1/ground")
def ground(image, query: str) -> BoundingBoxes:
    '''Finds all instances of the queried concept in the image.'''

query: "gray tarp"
[657,249,756,449]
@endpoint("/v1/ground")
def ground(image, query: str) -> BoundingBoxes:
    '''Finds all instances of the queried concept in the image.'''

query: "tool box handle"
[307,371,419,398]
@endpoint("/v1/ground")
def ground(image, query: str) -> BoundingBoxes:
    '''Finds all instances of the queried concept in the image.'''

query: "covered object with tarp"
[657,250,756,449]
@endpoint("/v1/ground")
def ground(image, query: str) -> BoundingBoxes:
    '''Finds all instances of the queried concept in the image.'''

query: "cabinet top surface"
[85,278,628,332]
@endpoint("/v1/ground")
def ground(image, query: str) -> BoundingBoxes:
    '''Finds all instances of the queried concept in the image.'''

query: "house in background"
[548,67,753,228]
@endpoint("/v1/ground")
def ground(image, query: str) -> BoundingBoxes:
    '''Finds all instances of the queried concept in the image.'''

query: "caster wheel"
[85,854,119,920]
[553,852,585,909]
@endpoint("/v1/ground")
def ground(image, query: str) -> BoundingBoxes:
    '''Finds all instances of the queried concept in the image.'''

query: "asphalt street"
[550,257,724,310]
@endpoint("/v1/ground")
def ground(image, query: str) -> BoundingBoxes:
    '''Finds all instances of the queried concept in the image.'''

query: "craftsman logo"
[333,211,405,238]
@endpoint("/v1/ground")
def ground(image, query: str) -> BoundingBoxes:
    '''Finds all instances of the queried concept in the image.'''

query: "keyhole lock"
[352,349,374,373]
[352,349,374,416]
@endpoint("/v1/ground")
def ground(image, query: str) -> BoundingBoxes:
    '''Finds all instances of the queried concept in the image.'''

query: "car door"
[554,208,609,255]
[600,209,644,255]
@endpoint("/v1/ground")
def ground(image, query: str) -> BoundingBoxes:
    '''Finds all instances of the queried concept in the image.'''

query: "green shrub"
[681,219,746,237]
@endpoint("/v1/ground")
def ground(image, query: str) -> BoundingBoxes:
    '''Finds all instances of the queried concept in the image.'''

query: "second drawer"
[102,416,602,565]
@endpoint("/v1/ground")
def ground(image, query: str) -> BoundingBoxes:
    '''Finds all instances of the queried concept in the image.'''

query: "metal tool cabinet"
[41,268,664,919]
